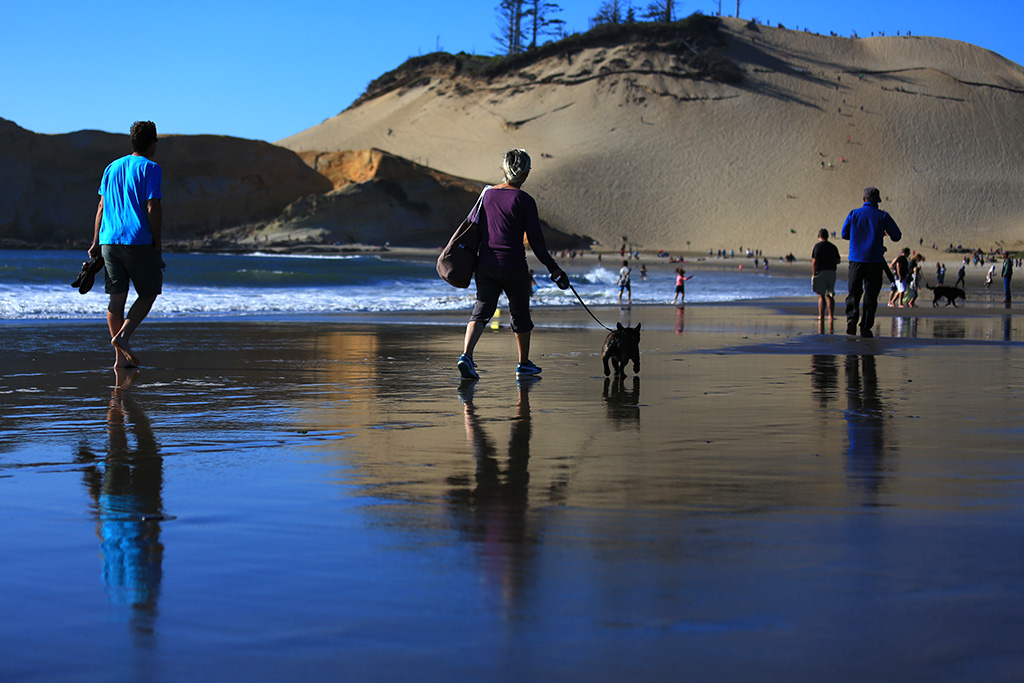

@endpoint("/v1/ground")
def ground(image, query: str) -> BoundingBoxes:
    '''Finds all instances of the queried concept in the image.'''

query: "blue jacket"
[841,202,901,263]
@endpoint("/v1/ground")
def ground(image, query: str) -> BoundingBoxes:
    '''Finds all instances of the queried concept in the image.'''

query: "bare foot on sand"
[112,336,140,367]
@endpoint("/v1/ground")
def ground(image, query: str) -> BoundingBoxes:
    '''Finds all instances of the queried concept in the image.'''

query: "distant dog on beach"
[602,322,641,376]
[927,284,966,307]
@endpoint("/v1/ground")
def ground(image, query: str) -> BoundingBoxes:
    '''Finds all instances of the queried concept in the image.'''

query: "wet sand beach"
[2,303,1023,680]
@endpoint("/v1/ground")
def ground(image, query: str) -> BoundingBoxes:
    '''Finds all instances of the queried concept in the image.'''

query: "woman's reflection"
[447,379,538,610]
[77,369,165,634]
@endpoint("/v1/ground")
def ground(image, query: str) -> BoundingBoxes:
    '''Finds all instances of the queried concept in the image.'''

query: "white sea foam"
[0,250,818,320]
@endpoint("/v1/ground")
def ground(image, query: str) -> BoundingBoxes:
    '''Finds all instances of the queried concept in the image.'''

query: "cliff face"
[232,148,587,249]
[0,120,586,250]
[0,119,332,244]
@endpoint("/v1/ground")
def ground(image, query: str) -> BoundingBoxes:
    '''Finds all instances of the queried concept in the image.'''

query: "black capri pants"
[470,266,534,334]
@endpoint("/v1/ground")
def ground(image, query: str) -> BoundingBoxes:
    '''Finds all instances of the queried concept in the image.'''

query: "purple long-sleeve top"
[476,187,559,273]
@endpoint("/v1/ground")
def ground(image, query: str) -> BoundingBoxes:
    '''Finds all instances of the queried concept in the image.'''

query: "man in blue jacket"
[841,187,902,337]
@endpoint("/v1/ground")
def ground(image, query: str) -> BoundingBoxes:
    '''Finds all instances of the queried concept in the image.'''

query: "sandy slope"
[278,18,1024,258]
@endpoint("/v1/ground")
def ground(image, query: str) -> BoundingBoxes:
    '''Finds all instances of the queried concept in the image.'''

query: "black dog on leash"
[927,284,966,307]
[602,322,641,376]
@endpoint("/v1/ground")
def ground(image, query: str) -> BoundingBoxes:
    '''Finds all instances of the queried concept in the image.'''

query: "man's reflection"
[809,355,839,410]
[447,380,537,611]
[77,369,165,634]
[844,355,894,505]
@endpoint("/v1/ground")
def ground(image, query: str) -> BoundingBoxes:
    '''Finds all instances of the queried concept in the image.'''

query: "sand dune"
[278,17,1024,258]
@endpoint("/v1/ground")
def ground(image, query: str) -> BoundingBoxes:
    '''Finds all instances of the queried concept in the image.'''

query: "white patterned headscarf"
[502,149,531,185]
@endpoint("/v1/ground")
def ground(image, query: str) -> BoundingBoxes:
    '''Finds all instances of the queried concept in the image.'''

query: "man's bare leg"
[107,293,132,367]
[109,293,157,367]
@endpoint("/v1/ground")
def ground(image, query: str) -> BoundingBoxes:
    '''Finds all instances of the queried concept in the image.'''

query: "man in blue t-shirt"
[88,120,163,368]
[841,186,901,338]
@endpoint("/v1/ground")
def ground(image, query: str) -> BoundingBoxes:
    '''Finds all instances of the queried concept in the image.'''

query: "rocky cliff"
[0,118,331,246]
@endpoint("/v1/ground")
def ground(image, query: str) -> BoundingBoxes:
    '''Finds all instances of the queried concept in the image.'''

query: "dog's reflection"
[603,375,641,429]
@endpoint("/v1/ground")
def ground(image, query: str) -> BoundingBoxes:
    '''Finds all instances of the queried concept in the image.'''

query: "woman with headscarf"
[457,149,568,380]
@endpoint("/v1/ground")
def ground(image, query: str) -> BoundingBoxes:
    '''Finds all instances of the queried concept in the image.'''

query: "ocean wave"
[0,250,816,320]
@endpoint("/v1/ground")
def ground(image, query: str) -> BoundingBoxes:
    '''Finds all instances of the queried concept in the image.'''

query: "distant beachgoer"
[89,121,163,368]
[890,248,911,308]
[841,186,902,337]
[955,264,966,288]
[639,264,648,281]
[457,149,568,381]
[617,260,632,306]
[1002,253,1013,303]
[887,253,900,307]
[811,228,841,322]
[936,262,945,285]
[672,268,694,305]
[904,256,922,307]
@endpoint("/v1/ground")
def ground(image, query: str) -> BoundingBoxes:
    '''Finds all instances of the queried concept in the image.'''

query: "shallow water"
[3,249,821,320]
[2,311,1024,680]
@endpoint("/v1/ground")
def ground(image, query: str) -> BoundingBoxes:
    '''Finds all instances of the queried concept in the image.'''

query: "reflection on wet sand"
[890,315,918,338]
[602,376,641,429]
[843,355,895,505]
[76,369,165,635]
[446,380,538,610]
[809,353,897,506]
[932,319,966,339]
[809,355,839,410]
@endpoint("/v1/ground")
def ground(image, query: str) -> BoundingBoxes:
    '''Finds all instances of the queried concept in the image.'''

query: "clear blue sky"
[3,0,1020,142]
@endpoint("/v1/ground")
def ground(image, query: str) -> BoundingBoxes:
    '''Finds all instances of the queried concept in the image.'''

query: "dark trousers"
[846,261,884,332]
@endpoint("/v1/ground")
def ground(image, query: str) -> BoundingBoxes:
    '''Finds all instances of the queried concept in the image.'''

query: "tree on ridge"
[524,0,565,49]
[643,0,675,22]
[495,0,525,55]
[591,0,626,26]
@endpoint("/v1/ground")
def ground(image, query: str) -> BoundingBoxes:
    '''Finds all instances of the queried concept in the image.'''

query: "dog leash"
[567,283,614,332]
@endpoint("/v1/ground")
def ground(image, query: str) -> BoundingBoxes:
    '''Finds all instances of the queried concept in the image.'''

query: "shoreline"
[9,241,1010,285]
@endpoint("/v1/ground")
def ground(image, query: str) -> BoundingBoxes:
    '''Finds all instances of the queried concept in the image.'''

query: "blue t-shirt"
[98,154,162,245]
[841,202,901,263]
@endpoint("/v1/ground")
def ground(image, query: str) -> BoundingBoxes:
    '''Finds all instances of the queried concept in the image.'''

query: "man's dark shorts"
[101,244,163,297]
